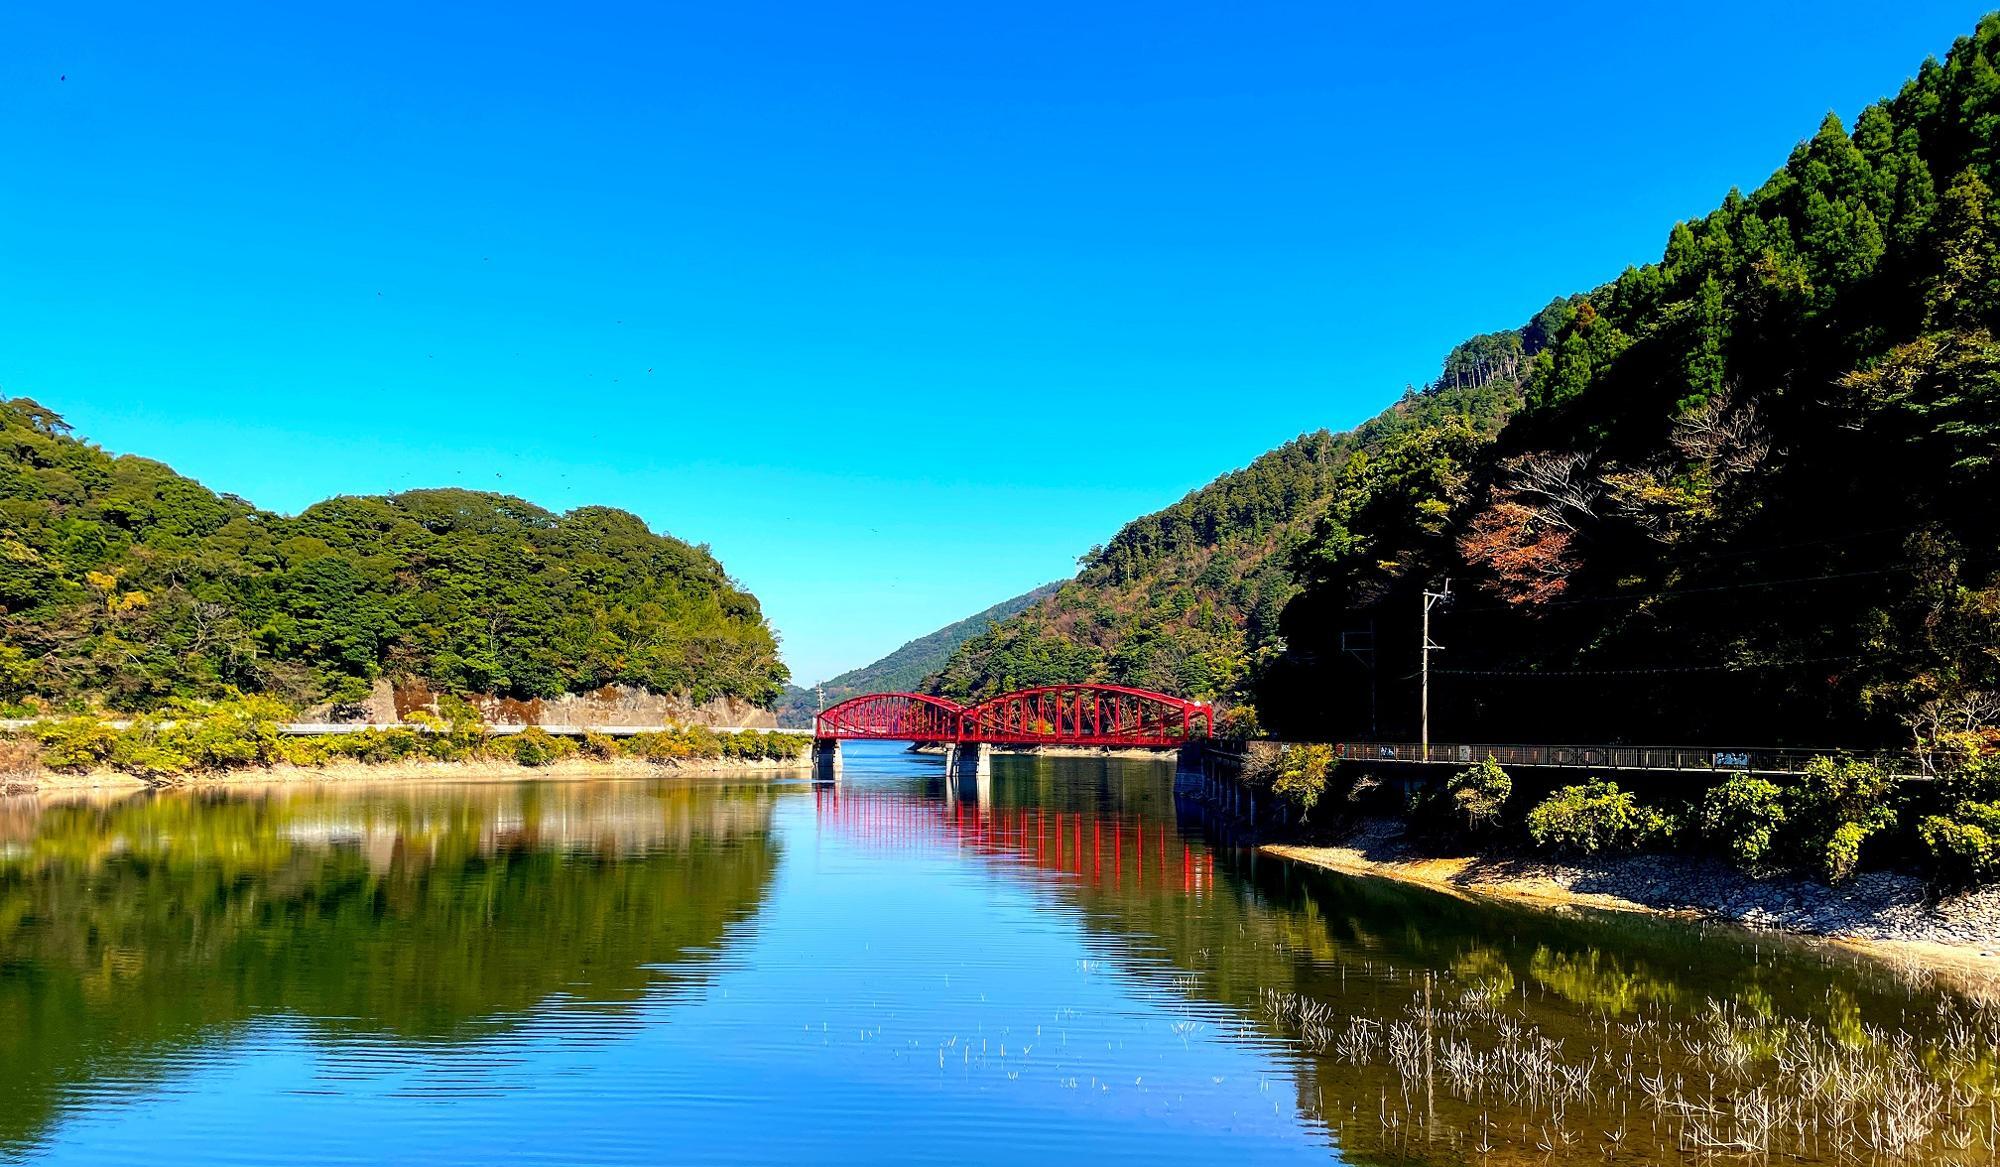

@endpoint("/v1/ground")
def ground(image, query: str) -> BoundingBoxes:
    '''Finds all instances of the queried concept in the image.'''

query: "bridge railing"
[1319,741,1912,777]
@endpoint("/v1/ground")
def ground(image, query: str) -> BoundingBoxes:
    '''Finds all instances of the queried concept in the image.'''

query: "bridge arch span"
[958,683,1211,747]
[814,692,966,741]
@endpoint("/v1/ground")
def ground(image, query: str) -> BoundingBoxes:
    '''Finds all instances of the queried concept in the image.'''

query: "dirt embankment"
[1267,817,2000,982]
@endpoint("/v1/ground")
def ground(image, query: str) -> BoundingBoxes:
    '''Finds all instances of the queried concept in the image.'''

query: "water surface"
[2,743,1993,1164]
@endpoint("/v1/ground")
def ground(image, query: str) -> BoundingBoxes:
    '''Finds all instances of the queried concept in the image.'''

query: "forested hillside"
[0,399,787,711]
[938,14,2000,752]
[777,582,1058,724]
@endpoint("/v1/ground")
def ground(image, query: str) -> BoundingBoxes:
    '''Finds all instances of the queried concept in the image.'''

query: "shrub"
[279,735,331,767]
[1526,779,1672,856]
[1700,775,1789,875]
[1410,756,1514,838]
[1700,758,1897,882]
[509,726,571,767]
[1918,800,2000,888]
[33,717,118,772]
[1448,757,1512,834]
[404,698,491,761]
[325,727,425,764]
[580,731,618,760]
[742,731,806,760]
[1789,756,1897,882]
[1266,743,1334,820]
[107,717,193,777]
[1215,705,1262,741]
[621,731,682,762]
[158,694,289,771]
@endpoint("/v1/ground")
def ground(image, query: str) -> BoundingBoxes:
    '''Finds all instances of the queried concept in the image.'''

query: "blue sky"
[2,2,1988,685]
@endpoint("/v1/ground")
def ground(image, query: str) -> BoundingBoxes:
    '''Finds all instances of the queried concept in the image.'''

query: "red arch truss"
[958,684,1212,747]
[815,692,966,741]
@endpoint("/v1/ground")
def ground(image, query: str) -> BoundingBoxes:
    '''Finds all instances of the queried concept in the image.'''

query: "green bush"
[1918,800,2000,888]
[580,731,618,760]
[1789,756,1898,882]
[509,726,571,767]
[160,694,289,770]
[1266,743,1334,820]
[107,717,193,777]
[744,732,807,760]
[1410,756,1514,838]
[1526,779,1672,856]
[402,698,492,761]
[1700,775,1789,875]
[325,727,426,764]
[1215,704,1261,742]
[1700,758,1897,882]
[1449,757,1512,834]
[278,735,331,767]
[32,717,119,772]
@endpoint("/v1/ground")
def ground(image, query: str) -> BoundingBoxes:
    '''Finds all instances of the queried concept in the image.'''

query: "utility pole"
[1421,579,1451,761]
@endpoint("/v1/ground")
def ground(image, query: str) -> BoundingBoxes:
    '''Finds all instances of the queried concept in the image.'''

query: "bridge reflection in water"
[813,785,1219,896]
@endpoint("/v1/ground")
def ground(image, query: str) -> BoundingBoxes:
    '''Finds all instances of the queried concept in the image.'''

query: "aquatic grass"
[1261,965,2000,1163]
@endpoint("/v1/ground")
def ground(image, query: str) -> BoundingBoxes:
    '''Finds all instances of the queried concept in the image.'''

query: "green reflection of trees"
[0,780,780,1152]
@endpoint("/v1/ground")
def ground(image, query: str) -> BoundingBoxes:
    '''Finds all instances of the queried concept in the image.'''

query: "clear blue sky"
[2,2,1989,685]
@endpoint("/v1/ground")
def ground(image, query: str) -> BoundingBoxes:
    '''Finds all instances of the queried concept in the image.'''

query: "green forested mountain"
[0,400,787,711]
[938,14,2000,752]
[779,582,1058,723]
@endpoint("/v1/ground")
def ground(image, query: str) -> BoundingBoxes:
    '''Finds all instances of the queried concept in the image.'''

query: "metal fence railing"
[1314,741,1912,777]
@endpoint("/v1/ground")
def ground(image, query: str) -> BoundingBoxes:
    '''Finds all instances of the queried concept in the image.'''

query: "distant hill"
[0,398,788,712]
[778,583,1059,725]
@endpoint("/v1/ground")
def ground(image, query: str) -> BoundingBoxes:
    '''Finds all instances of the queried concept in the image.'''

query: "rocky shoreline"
[1267,817,2000,981]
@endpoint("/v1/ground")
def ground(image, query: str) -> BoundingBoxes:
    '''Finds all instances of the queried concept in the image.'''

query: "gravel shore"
[1268,817,2000,978]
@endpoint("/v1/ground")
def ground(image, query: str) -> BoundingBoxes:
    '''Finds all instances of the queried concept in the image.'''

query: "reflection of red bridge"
[813,684,1213,747]
[813,786,1217,894]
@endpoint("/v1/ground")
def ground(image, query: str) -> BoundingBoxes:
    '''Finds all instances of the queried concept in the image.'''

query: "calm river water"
[3,742,1996,1165]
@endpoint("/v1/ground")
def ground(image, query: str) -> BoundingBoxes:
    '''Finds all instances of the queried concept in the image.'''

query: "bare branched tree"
[1506,451,1599,533]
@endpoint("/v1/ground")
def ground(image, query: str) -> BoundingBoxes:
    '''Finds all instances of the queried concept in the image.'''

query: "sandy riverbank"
[1266,817,2000,985]
[10,754,812,797]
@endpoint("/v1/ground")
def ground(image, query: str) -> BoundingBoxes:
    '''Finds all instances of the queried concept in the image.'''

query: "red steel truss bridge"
[812,684,1213,748]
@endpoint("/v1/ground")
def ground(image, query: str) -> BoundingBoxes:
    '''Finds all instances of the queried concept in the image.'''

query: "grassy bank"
[1,694,811,791]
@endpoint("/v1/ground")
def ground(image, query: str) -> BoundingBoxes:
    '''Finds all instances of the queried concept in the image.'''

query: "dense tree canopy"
[0,401,787,710]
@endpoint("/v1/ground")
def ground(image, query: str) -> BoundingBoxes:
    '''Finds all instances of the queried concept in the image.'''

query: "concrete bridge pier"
[945,741,991,806]
[812,738,841,783]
